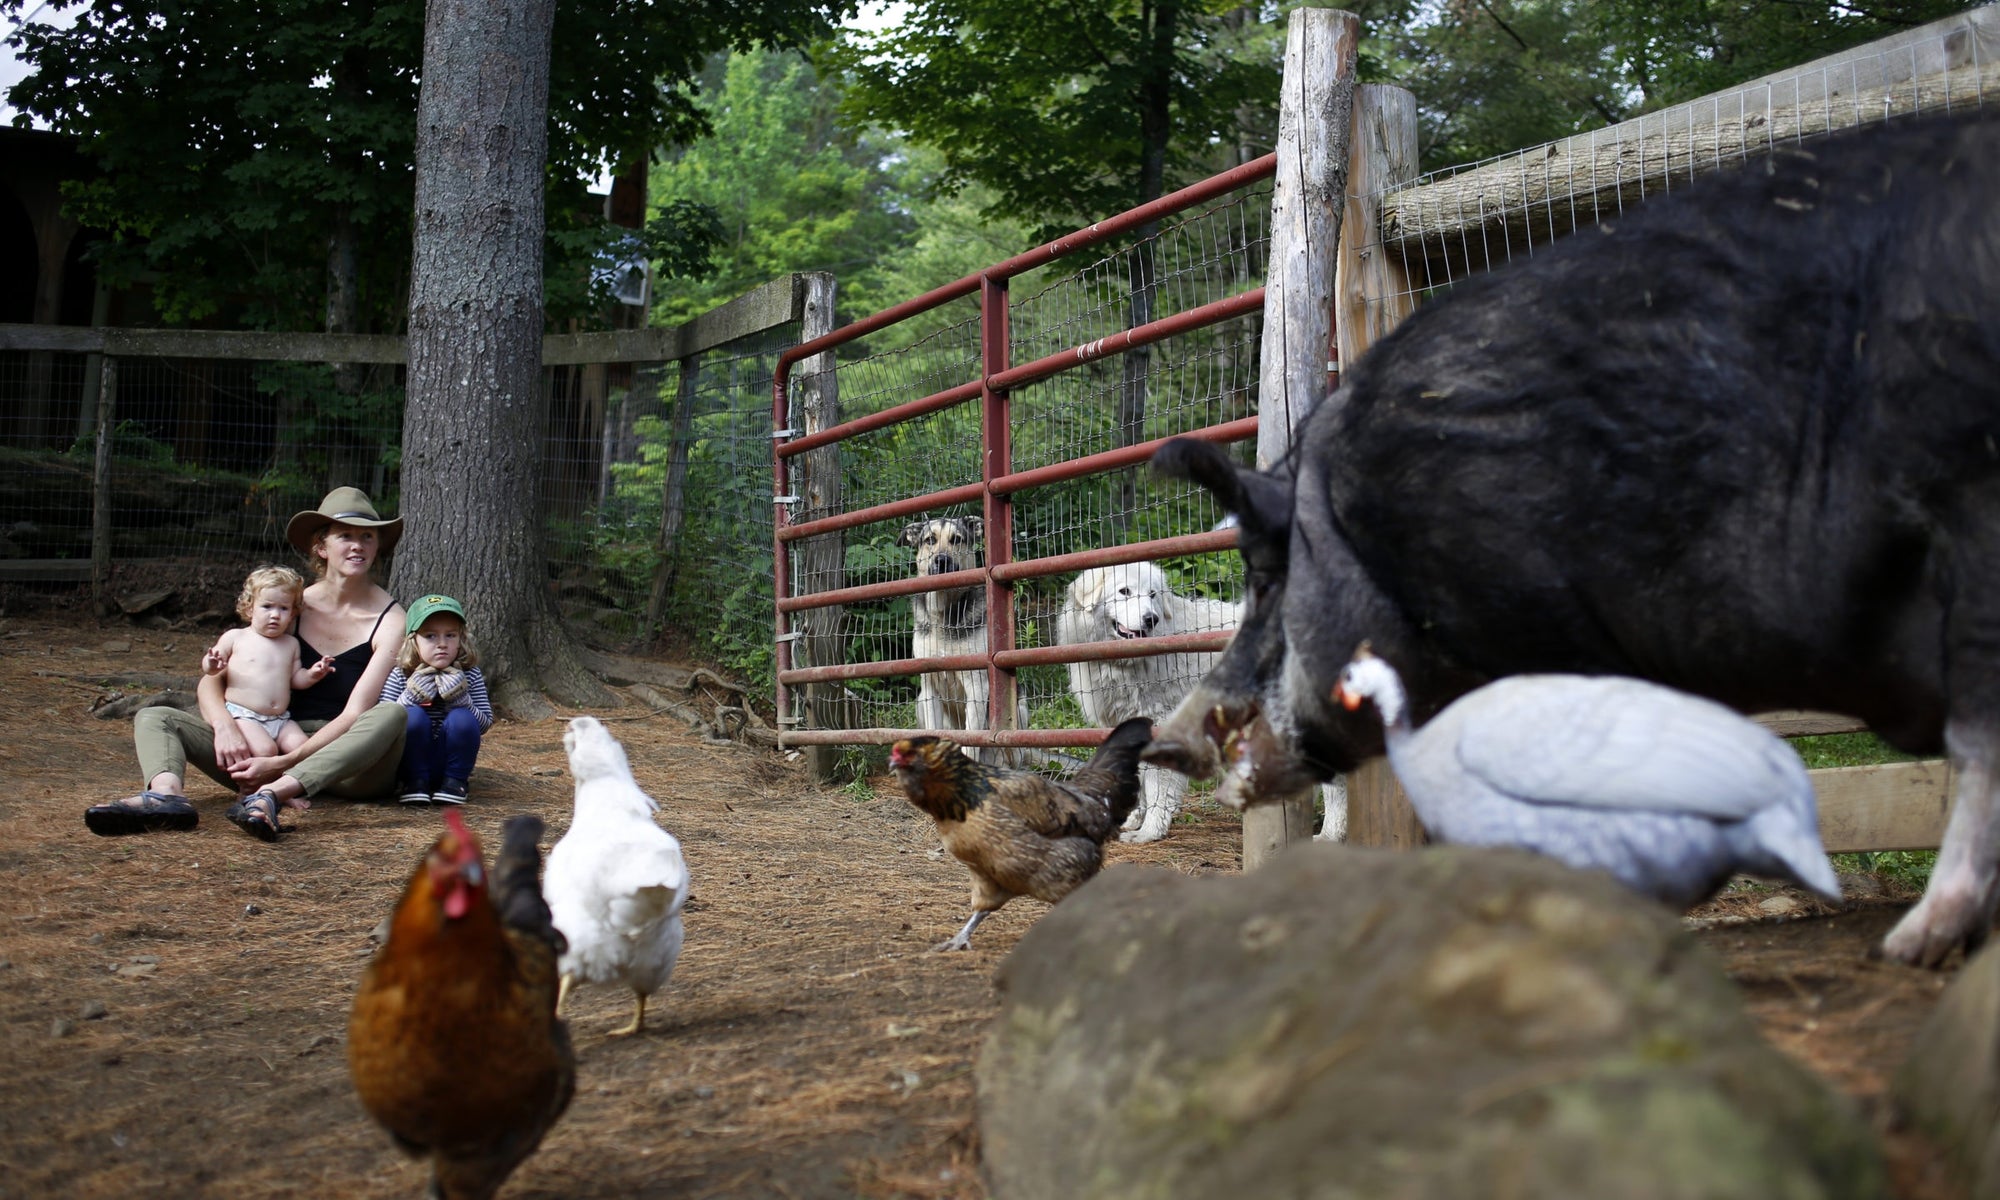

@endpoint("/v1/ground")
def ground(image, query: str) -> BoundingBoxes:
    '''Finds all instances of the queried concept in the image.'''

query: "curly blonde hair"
[398,617,480,672]
[236,566,306,622]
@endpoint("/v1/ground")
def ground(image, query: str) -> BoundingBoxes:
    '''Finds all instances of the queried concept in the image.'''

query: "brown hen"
[348,810,575,1200]
[890,717,1151,950]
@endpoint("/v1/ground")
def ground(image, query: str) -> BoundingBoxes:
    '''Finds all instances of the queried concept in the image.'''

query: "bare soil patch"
[0,613,1968,1198]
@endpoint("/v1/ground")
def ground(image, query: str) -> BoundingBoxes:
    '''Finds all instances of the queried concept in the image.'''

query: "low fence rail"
[0,277,812,679]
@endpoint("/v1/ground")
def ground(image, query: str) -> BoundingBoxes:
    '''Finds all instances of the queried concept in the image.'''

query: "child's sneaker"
[432,778,468,805]
[398,780,432,805]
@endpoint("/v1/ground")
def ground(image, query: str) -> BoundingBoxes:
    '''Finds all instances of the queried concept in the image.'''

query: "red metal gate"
[772,155,1278,751]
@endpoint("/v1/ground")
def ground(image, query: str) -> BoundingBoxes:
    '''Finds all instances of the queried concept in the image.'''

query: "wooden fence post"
[73,280,112,445]
[792,273,846,782]
[1243,4,1358,871]
[1333,84,1429,850]
[90,355,117,608]
[646,352,700,623]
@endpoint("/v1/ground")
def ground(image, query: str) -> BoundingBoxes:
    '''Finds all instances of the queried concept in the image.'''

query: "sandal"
[225,791,285,842]
[85,791,199,837]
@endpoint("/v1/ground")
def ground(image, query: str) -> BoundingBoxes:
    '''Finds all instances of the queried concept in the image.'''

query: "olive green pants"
[135,701,407,800]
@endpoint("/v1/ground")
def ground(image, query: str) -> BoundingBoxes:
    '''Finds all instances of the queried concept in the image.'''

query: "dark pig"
[1147,110,2000,967]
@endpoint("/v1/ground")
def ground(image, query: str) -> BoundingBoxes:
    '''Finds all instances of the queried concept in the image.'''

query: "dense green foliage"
[821,0,1288,234]
[645,51,919,325]
[827,0,1981,218]
[2,0,850,330]
[1374,0,1979,169]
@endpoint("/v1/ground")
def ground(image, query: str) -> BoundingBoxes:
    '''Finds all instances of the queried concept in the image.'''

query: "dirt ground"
[0,612,1972,1199]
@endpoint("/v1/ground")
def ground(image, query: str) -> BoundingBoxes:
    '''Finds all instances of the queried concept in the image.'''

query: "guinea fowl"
[891,717,1152,950]
[1333,646,1841,910]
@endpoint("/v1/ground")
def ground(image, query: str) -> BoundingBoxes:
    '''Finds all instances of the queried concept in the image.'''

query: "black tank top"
[292,602,397,722]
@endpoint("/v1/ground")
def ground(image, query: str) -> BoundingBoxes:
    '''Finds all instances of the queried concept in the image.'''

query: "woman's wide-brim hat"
[286,487,404,556]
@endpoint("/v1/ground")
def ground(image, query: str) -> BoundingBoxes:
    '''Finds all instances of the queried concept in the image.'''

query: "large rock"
[1895,940,2000,1193]
[979,844,1881,1200]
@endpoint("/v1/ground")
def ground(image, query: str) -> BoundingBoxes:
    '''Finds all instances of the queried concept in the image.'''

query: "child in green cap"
[379,594,493,804]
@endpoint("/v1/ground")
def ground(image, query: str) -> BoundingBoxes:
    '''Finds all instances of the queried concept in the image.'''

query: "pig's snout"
[1143,689,1255,779]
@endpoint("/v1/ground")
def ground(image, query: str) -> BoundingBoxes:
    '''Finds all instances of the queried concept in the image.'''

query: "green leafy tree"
[2,0,849,332]
[821,0,1295,234]
[647,49,915,326]
[1377,0,1980,169]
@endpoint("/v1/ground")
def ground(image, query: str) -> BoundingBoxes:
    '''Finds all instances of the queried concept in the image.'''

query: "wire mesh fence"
[542,323,797,683]
[0,306,799,687]
[0,354,387,570]
[777,172,1271,746]
[1359,5,1999,319]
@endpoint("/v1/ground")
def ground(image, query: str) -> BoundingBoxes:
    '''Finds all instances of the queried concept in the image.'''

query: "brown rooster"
[349,810,575,1200]
[890,717,1152,950]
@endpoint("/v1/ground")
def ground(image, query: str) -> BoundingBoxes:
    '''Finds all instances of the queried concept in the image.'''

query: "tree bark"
[393,0,613,719]
[1242,6,1359,869]
[1113,0,1178,538]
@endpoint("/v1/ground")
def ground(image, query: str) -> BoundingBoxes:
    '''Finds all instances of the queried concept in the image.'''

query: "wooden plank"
[1343,758,1426,849]
[1757,710,1870,738]
[0,559,93,582]
[1244,5,1359,871]
[1333,84,1419,370]
[0,325,409,362]
[0,274,809,366]
[1270,755,1950,856]
[1376,6,2000,282]
[1330,83,1428,853]
[1814,759,1952,853]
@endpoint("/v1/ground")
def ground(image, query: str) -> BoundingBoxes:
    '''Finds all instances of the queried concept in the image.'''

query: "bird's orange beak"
[1334,682,1362,712]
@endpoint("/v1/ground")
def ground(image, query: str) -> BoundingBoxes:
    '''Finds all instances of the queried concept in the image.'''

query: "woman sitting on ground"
[84,487,410,841]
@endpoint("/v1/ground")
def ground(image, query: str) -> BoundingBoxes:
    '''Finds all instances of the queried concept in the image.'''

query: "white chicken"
[544,716,690,1037]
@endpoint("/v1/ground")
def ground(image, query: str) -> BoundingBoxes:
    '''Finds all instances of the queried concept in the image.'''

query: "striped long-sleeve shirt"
[381,665,494,732]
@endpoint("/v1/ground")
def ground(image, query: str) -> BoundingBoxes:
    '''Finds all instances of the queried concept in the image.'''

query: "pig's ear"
[1152,438,1292,538]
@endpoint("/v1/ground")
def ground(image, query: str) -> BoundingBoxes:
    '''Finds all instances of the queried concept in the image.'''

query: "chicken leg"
[936,911,988,952]
[610,991,648,1038]
[556,973,574,1017]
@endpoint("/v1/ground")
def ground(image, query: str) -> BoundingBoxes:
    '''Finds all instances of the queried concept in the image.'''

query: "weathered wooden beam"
[1326,753,1952,857]
[1331,83,1426,854]
[1376,6,2000,284]
[0,559,94,582]
[0,274,809,365]
[1815,759,1952,854]
[0,326,413,361]
[541,275,806,365]
[1244,4,1359,871]
[1333,84,1419,371]
[1755,710,1870,738]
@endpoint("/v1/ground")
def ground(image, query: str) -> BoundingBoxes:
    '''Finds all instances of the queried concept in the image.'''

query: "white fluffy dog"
[1058,561,1347,844]
[1058,562,1240,843]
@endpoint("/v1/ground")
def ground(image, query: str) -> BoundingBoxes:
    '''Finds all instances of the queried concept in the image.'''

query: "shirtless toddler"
[203,566,335,755]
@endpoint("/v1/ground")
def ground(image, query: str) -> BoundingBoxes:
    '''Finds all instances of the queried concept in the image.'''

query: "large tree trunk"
[393,0,613,719]
[1113,0,1178,538]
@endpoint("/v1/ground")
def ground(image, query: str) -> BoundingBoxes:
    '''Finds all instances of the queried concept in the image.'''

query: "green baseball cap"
[405,594,467,635]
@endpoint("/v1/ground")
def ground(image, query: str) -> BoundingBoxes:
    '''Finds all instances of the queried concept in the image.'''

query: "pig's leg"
[1885,503,2000,966]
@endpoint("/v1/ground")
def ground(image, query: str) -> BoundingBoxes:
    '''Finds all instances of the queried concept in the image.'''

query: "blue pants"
[399,705,482,789]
